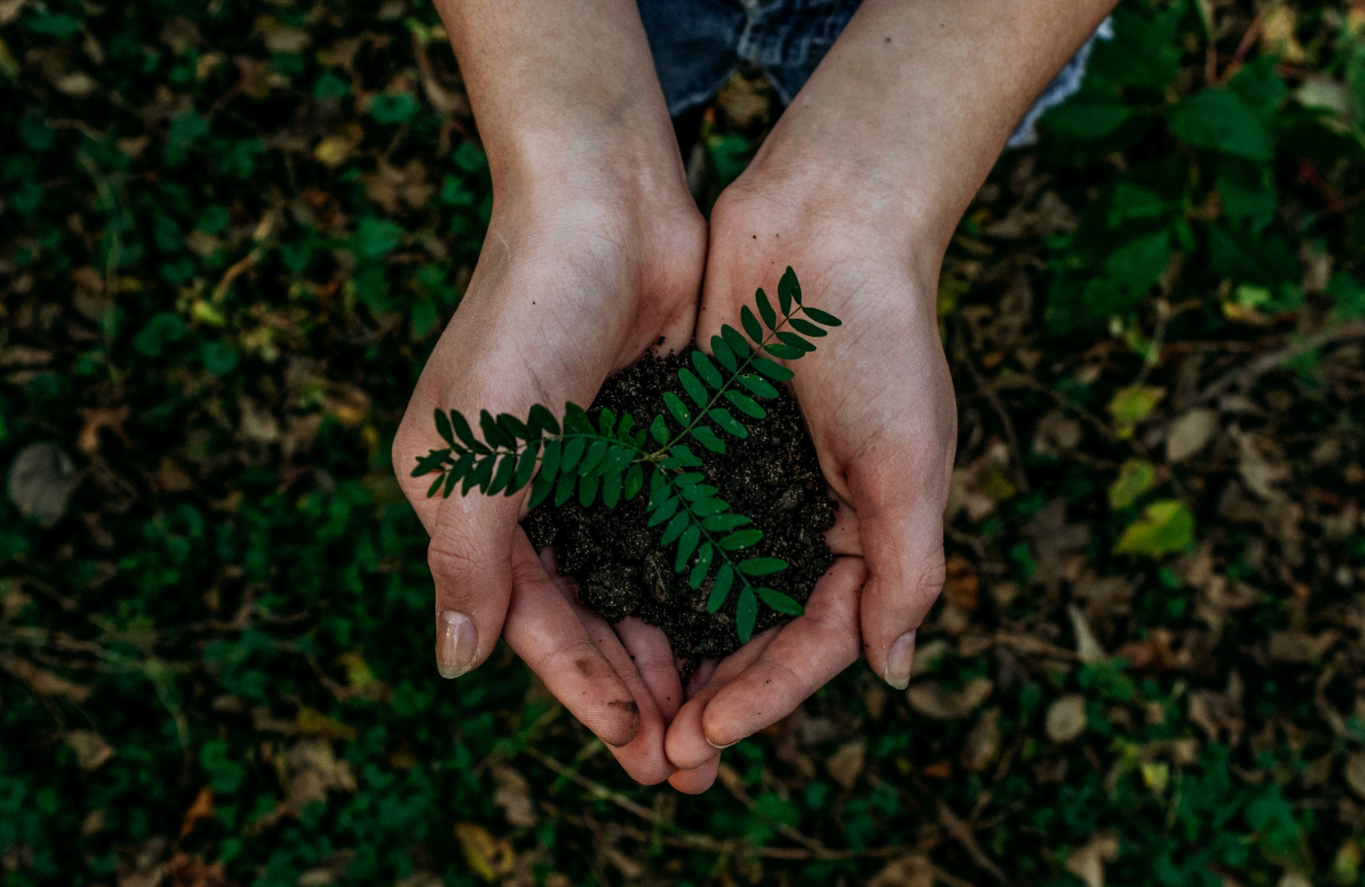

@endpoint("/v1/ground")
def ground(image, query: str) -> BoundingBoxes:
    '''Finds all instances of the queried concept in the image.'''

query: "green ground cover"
[3,1,1365,884]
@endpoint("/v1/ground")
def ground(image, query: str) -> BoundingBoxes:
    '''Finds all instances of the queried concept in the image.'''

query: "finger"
[664,628,780,770]
[429,493,522,678]
[616,618,685,722]
[503,534,642,748]
[853,496,946,691]
[668,755,720,794]
[574,607,675,785]
[699,557,866,749]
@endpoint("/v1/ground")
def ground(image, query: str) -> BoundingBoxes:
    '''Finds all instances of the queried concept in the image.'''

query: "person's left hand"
[662,170,959,793]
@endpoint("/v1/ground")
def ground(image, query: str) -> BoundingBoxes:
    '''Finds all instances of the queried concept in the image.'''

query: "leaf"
[757,587,803,615]
[666,445,703,468]
[624,463,644,500]
[724,390,766,419]
[597,407,616,437]
[648,494,679,527]
[1108,459,1156,509]
[721,324,750,358]
[675,525,701,572]
[1168,88,1273,162]
[1108,385,1166,436]
[466,454,494,494]
[434,409,455,446]
[411,448,452,477]
[428,474,447,497]
[738,557,786,576]
[1114,500,1195,556]
[711,336,737,372]
[663,391,692,426]
[801,306,841,326]
[601,465,622,508]
[764,343,804,360]
[660,511,688,545]
[708,565,735,612]
[1044,695,1088,742]
[563,403,592,434]
[1165,408,1218,463]
[690,497,728,517]
[751,357,794,381]
[692,351,723,389]
[679,368,709,408]
[578,440,607,475]
[451,411,487,453]
[554,470,576,506]
[510,444,539,492]
[691,426,726,453]
[719,528,763,550]
[487,452,517,495]
[756,288,778,329]
[736,586,757,643]
[528,467,555,509]
[538,440,562,485]
[703,513,749,532]
[480,410,512,449]
[577,473,598,507]
[498,413,529,441]
[689,543,713,588]
[779,267,802,305]
[528,404,560,435]
[740,306,763,343]
[708,408,747,438]
[561,437,585,471]
[789,317,827,337]
[737,373,779,398]
[775,330,814,352]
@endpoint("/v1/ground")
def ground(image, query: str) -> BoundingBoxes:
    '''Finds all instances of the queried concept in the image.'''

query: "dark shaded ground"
[524,351,836,664]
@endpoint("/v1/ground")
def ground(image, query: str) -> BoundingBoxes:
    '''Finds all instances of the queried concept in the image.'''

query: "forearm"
[433,0,685,199]
[746,0,1117,253]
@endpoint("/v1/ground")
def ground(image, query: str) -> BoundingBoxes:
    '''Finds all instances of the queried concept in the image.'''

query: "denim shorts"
[637,0,1113,148]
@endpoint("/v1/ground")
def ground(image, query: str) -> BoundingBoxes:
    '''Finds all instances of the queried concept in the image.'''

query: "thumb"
[852,477,948,691]
[428,492,521,679]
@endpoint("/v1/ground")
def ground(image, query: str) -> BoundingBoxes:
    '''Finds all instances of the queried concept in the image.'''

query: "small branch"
[1192,320,1365,406]
[936,800,1009,884]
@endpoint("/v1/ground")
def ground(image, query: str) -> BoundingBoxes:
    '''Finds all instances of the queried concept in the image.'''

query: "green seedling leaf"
[736,586,757,643]
[663,391,692,426]
[692,426,726,453]
[1114,500,1195,556]
[679,368,709,408]
[648,495,679,527]
[451,411,487,453]
[719,529,762,550]
[498,413,529,440]
[751,357,794,381]
[721,324,750,357]
[440,471,458,497]
[434,409,455,446]
[690,497,728,517]
[466,454,494,494]
[539,440,562,485]
[510,443,539,492]
[578,472,598,507]
[756,288,778,330]
[709,408,747,438]
[765,343,804,360]
[689,542,713,588]
[692,351,723,389]
[579,440,607,475]
[598,407,616,437]
[779,266,802,306]
[708,565,735,612]
[757,587,803,616]
[775,331,814,352]
[740,306,763,343]
[528,467,555,508]
[427,474,446,498]
[554,470,576,506]
[624,463,644,500]
[703,513,749,532]
[661,511,688,545]
[601,466,622,508]
[650,414,669,445]
[1109,459,1156,509]
[564,403,592,433]
[789,317,826,337]
[675,525,700,572]
[487,452,516,495]
[412,448,451,477]
[711,336,737,372]
[528,404,560,435]
[480,410,513,448]
[562,437,585,471]
[738,557,787,576]
[737,373,779,398]
[802,306,841,326]
[725,390,766,419]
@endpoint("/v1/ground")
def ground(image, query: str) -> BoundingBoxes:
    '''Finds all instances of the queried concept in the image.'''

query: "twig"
[954,319,1029,493]
[936,800,1009,884]
[1192,321,1365,406]
[714,764,834,856]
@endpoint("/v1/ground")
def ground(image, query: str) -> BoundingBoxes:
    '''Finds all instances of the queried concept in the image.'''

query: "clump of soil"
[523,351,836,664]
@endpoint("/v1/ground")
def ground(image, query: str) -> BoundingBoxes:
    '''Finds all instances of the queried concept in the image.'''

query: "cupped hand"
[664,180,958,792]
[393,186,704,784]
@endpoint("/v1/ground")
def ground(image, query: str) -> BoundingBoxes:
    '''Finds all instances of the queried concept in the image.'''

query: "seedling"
[412,267,840,642]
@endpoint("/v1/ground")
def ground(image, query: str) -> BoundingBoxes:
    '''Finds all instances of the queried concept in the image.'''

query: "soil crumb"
[523,351,836,666]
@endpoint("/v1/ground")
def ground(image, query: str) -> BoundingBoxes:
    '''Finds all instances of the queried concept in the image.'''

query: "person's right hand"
[392,179,705,784]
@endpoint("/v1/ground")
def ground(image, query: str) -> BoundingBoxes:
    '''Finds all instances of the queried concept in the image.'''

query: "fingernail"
[884,630,916,690]
[706,737,740,750]
[436,610,478,679]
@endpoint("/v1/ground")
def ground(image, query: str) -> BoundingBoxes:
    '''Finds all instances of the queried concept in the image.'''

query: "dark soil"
[523,351,837,664]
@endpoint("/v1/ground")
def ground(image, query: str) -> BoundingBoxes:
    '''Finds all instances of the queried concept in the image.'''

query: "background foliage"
[3,0,1365,885]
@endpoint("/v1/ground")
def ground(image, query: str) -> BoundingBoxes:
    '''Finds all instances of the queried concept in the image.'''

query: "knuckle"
[916,555,947,602]
[427,535,483,587]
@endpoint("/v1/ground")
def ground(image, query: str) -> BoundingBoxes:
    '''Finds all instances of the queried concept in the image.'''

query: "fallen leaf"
[826,740,866,790]
[179,787,214,838]
[961,708,1001,772]
[1165,409,1217,463]
[867,854,936,887]
[1108,385,1166,437]
[1065,832,1119,887]
[491,765,536,827]
[454,822,514,882]
[1067,604,1108,663]
[78,406,130,454]
[1108,459,1156,509]
[0,654,91,700]
[297,707,356,741]
[1235,430,1293,500]
[943,556,979,612]
[1114,500,1194,556]
[1268,630,1337,663]
[1045,695,1087,742]
[165,852,234,887]
[1140,761,1169,793]
[282,738,356,816]
[908,677,994,720]
[7,442,79,527]
[66,731,114,770]
[55,71,99,96]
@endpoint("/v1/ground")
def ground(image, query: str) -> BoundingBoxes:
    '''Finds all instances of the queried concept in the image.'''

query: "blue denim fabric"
[637,0,1113,148]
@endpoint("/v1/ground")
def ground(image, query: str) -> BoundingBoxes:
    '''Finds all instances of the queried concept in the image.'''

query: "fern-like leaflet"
[412,267,841,642]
